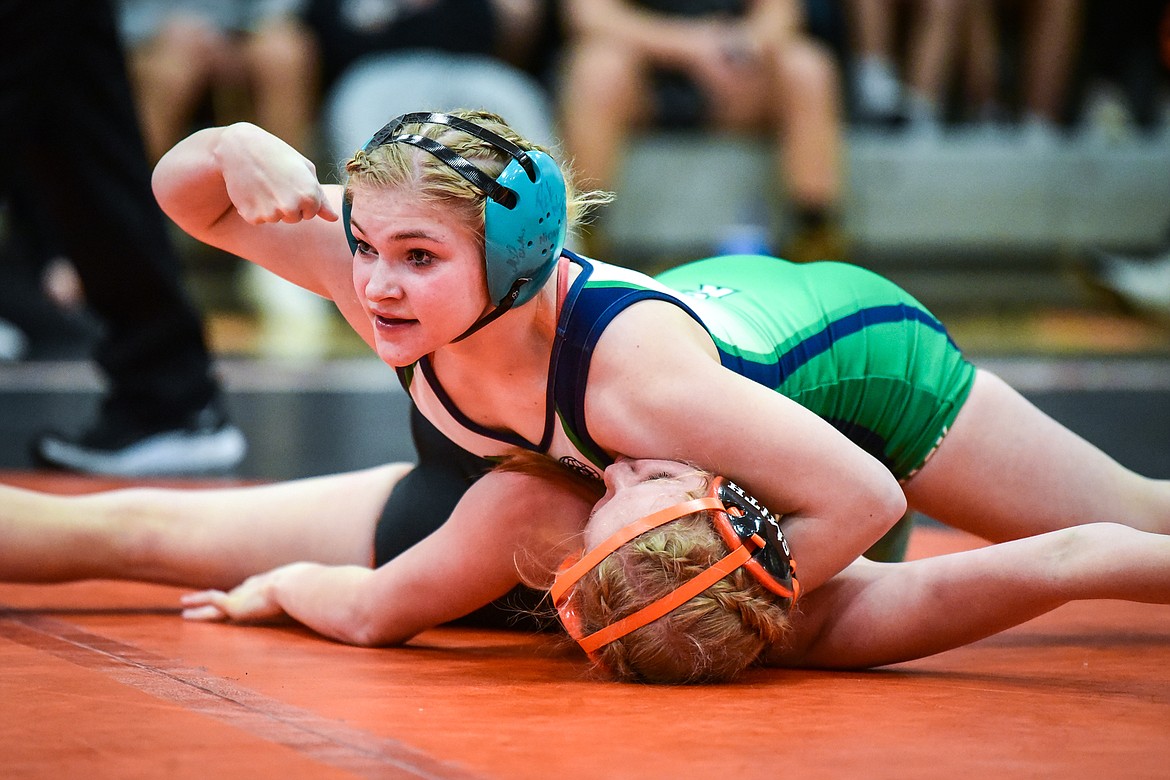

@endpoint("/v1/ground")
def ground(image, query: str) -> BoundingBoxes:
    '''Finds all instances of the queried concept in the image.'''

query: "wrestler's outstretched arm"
[152,123,375,345]
[181,468,595,646]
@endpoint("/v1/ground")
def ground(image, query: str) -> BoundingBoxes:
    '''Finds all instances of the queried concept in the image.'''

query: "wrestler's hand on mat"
[216,122,338,226]
[180,570,287,623]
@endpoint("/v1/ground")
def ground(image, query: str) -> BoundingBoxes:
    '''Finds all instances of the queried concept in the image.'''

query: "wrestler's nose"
[602,457,637,491]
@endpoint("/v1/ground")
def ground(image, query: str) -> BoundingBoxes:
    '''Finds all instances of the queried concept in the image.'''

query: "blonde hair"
[344,109,611,253]
[495,453,794,683]
[570,482,794,684]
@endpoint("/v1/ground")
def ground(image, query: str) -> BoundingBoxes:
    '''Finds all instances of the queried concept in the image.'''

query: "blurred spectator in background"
[848,0,967,132]
[303,0,558,166]
[1068,0,1169,141]
[965,0,1082,142]
[1082,2,1170,318]
[117,0,333,355]
[558,0,847,264]
[848,0,1082,140]
[0,192,92,361]
[118,0,318,161]
[0,0,246,475]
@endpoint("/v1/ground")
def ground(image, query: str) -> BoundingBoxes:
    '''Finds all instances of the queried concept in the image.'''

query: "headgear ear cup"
[341,113,568,309]
[483,151,567,306]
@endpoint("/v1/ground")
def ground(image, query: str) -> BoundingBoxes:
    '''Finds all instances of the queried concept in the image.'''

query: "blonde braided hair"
[574,512,793,684]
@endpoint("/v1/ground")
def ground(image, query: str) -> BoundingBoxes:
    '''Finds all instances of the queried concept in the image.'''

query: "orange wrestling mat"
[2,472,1168,779]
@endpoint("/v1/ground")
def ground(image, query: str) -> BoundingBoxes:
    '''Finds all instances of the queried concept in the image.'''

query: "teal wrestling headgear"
[343,112,568,338]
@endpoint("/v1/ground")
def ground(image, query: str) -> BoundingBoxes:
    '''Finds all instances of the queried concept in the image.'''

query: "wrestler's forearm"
[268,562,424,647]
[151,125,239,236]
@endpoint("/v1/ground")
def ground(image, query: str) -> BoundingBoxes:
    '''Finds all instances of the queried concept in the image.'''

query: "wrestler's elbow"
[311,592,425,648]
[341,606,424,648]
[879,475,909,524]
[856,463,908,536]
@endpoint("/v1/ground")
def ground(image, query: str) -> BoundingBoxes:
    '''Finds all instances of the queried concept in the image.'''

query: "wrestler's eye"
[649,472,673,481]
[405,248,435,267]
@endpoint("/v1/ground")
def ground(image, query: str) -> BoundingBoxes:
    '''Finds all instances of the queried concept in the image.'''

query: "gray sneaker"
[1087,249,1170,317]
[32,401,247,477]
[0,317,28,362]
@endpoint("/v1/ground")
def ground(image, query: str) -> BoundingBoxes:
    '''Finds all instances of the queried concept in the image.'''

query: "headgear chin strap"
[550,477,799,658]
[342,112,568,341]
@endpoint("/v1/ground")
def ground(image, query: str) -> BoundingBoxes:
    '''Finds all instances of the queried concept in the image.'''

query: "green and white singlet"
[398,252,976,482]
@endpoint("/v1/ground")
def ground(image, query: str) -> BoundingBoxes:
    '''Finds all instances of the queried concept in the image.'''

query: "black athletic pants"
[0,0,218,424]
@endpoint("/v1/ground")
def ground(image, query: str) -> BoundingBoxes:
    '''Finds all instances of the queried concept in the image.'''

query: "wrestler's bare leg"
[904,369,1170,541]
[0,464,409,589]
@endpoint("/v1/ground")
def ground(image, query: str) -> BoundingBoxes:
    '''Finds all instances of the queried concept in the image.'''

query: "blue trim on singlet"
[722,302,953,388]
[551,252,705,468]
